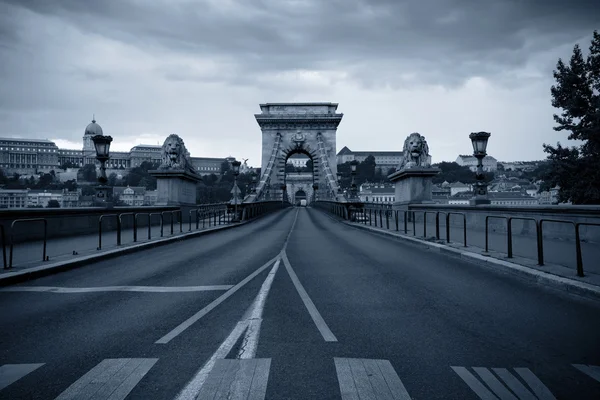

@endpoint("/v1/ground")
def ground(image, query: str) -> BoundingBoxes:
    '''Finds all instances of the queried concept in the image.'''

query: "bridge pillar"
[252,103,343,202]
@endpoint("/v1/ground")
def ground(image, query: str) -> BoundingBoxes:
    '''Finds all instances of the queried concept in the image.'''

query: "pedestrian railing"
[10,218,48,268]
[98,214,120,250]
[0,225,6,269]
[317,202,600,278]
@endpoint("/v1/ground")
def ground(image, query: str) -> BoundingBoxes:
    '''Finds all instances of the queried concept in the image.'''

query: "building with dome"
[0,118,233,175]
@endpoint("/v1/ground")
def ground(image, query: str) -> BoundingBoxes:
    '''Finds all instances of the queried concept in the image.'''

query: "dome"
[84,119,103,136]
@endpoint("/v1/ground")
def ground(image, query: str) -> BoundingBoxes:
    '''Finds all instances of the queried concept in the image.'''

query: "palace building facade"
[0,119,233,175]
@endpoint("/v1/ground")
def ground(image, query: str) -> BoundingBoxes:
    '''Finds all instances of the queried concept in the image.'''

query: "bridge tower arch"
[247,103,344,202]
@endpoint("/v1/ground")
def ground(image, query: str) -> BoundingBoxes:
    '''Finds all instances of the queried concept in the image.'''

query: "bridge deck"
[0,208,598,399]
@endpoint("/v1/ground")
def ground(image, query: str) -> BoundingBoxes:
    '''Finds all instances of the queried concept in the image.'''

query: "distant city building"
[1,119,237,176]
[538,186,560,205]
[455,155,497,172]
[498,161,543,172]
[447,182,472,196]
[27,190,63,208]
[287,154,309,168]
[0,189,28,208]
[143,190,158,206]
[337,147,403,173]
[359,182,395,203]
[0,138,60,174]
[113,186,146,206]
[447,190,538,206]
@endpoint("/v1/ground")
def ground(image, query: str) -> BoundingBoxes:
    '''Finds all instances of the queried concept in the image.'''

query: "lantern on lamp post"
[350,160,359,200]
[469,131,491,205]
[91,134,113,207]
[251,172,257,194]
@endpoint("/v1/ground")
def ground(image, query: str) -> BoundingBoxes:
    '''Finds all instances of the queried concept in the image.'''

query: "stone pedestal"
[150,169,202,206]
[388,167,440,209]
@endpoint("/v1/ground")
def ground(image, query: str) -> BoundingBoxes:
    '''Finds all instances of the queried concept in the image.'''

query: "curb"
[324,212,600,301]
[0,220,250,287]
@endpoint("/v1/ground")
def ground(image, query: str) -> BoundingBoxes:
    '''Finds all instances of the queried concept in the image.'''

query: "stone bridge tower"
[247,103,343,202]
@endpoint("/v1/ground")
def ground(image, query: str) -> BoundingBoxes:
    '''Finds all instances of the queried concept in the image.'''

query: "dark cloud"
[2,0,598,87]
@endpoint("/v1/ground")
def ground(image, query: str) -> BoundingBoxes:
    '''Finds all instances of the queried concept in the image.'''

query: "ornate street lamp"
[350,160,359,200]
[91,134,113,207]
[231,160,242,222]
[280,184,287,204]
[251,173,257,194]
[312,183,319,203]
[469,131,491,205]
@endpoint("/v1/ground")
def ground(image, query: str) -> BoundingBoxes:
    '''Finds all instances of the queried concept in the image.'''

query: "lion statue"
[397,132,431,170]
[158,134,198,175]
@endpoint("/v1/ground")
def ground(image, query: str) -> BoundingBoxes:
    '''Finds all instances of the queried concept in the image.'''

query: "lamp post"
[280,184,287,205]
[91,134,113,207]
[251,173,257,194]
[312,183,318,203]
[469,131,491,205]
[350,160,359,201]
[231,160,241,222]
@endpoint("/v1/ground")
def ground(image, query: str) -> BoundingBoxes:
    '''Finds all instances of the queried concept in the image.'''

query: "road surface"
[0,207,599,399]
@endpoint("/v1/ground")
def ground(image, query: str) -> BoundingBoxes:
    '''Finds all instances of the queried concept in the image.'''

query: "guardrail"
[317,201,600,277]
[9,218,48,268]
[3,201,289,269]
[0,225,6,269]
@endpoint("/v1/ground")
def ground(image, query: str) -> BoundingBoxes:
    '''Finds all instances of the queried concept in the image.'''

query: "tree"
[107,172,119,187]
[79,164,97,182]
[46,199,61,208]
[60,161,77,170]
[220,160,231,175]
[543,30,600,204]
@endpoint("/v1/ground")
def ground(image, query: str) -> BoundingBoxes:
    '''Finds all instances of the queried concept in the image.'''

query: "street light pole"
[91,134,113,208]
[350,160,359,201]
[469,131,491,205]
[231,160,241,222]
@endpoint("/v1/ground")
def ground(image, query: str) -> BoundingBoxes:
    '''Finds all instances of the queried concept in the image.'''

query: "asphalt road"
[0,207,599,399]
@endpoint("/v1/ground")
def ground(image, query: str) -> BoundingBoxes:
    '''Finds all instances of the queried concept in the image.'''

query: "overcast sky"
[0,0,598,166]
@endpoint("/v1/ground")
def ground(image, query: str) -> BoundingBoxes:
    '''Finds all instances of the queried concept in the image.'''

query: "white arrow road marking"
[281,250,337,342]
[156,254,280,344]
[174,259,280,400]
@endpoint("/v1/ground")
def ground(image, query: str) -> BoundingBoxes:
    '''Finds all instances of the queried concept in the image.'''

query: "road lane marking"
[452,366,556,400]
[156,255,280,344]
[282,208,299,249]
[196,359,271,400]
[572,364,600,383]
[174,259,280,399]
[0,285,233,293]
[0,363,44,391]
[334,358,411,400]
[55,358,157,400]
[281,250,337,342]
[238,259,281,359]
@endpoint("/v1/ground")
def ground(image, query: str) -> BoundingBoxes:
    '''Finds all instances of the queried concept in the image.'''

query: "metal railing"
[119,213,137,243]
[0,225,6,269]
[10,218,47,268]
[319,201,600,278]
[98,214,120,250]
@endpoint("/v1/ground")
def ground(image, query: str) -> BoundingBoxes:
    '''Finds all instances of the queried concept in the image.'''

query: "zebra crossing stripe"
[55,358,157,400]
[451,366,556,400]
[196,359,271,400]
[0,363,44,391]
[334,358,411,400]
[572,364,600,383]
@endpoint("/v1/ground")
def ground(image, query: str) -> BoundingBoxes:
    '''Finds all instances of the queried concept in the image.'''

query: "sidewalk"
[340,217,600,300]
[1,216,234,273]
